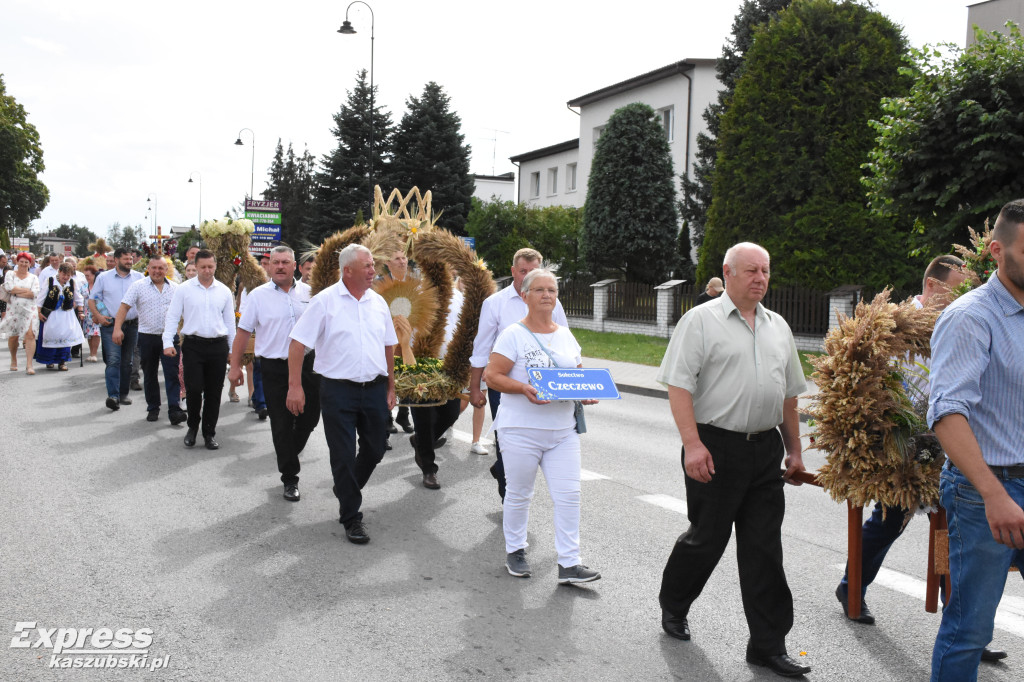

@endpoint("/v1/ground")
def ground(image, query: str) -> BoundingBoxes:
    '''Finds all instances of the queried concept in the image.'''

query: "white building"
[472,172,516,203]
[510,58,718,209]
[36,232,78,256]
[967,0,1024,44]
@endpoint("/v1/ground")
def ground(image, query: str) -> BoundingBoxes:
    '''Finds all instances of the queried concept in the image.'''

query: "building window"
[548,167,558,196]
[530,172,540,199]
[658,106,674,142]
[593,125,605,145]
[566,163,577,192]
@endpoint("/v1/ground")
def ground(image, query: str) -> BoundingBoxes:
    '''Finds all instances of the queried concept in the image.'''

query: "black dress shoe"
[661,612,691,641]
[184,428,197,447]
[396,417,414,433]
[257,407,268,420]
[204,437,219,450]
[422,472,440,489]
[385,437,392,451]
[835,585,875,624]
[146,410,159,422]
[131,380,142,391]
[119,396,132,406]
[746,652,811,677]
[106,397,120,411]
[345,520,370,544]
[283,485,300,502]
[387,420,398,434]
[169,409,187,426]
[982,647,1008,662]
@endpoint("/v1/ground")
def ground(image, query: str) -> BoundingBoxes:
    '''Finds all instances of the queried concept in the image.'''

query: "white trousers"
[499,426,582,567]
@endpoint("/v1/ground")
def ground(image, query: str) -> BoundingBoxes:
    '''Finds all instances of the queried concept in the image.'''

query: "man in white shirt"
[113,257,184,426]
[229,246,317,503]
[286,244,398,544]
[468,248,568,499]
[37,253,61,287]
[162,249,235,450]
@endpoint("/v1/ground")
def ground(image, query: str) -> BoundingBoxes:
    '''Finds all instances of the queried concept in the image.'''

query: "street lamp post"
[146,193,158,234]
[234,128,255,200]
[188,172,202,227]
[338,1,375,208]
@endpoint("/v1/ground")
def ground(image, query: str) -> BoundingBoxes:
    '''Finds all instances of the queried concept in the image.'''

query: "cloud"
[23,36,66,55]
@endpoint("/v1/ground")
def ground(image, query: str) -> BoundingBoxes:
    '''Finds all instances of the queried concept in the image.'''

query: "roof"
[472,172,516,181]
[567,58,716,108]
[509,138,580,164]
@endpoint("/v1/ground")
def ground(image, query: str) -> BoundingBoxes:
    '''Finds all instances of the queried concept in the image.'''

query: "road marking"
[835,565,1024,639]
[580,469,609,481]
[451,429,492,446]
[637,494,688,516]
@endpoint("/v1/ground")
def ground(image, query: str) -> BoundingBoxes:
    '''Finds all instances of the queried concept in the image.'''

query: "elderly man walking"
[90,247,143,411]
[928,199,1024,682]
[286,244,397,544]
[656,242,810,678]
[229,246,318,502]
[112,257,185,425]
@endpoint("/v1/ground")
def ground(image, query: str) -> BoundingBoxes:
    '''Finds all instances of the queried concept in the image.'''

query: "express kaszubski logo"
[10,622,170,670]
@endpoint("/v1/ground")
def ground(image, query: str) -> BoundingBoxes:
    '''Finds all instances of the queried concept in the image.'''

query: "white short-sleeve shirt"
[289,280,398,382]
[238,280,312,360]
[490,323,582,431]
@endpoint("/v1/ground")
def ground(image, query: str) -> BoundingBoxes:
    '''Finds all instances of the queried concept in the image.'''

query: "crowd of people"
[3,200,1022,681]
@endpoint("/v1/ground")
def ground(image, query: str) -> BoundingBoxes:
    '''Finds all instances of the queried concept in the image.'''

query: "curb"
[616,382,814,423]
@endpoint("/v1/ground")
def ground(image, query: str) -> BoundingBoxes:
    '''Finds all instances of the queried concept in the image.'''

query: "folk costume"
[35,276,84,366]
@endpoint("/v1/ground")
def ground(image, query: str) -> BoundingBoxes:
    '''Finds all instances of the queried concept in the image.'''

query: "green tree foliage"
[265,138,317,248]
[107,222,146,251]
[680,0,792,255]
[0,74,49,250]
[582,102,678,284]
[175,227,201,260]
[466,199,585,279]
[390,82,474,236]
[53,223,99,257]
[863,26,1024,254]
[310,70,394,242]
[698,0,916,290]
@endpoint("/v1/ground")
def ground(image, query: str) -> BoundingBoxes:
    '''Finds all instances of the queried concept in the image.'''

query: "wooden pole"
[847,501,864,620]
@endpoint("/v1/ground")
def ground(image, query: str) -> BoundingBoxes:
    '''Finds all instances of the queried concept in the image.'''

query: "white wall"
[967,0,1024,44]
[517,147,582,208]
[473,177,516,203]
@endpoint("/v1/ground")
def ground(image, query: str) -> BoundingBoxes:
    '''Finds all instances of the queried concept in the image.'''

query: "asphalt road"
[1,362,1020,680]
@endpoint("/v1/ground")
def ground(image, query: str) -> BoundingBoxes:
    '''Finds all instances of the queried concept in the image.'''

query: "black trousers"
[488,387,506,498]
[138,332,181,413]
[659,424,793,656]
[319,376,389,527]
[260,354,320,486]
[410,398,462,475]
[181,335,228,438]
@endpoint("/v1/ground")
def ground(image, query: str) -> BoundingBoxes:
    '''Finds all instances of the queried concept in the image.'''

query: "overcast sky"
[2,0,973,240]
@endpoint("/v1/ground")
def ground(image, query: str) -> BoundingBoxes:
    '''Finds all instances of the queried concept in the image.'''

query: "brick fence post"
[826,285,863,335]
[590,279,617,327]
[655,280,685,337]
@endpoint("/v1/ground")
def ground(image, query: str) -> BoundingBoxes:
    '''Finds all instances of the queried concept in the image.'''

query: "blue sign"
[459,236,476,250]
[253,224,281,239]
[528,368,620,401]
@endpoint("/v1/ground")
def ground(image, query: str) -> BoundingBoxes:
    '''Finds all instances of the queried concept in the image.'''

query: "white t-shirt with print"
[491,323,582,431]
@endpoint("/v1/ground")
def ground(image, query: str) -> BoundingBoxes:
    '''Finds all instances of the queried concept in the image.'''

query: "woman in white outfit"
[484,269,600,584]
[0,252,40,374]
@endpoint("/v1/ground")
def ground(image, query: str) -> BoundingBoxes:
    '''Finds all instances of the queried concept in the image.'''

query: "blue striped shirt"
[928,271,1024,466]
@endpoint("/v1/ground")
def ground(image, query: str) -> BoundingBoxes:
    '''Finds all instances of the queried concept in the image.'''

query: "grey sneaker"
[506,549,531,578]
[558,564,601,584]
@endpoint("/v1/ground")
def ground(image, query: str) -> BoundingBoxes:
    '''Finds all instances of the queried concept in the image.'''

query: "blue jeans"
[931,465,1024,681]
[100,321,138,399]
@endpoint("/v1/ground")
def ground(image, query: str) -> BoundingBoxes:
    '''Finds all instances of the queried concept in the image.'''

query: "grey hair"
[521,268,558,294]
[338,243,372,270]
[270,245,295,259]
[723,242,769,275]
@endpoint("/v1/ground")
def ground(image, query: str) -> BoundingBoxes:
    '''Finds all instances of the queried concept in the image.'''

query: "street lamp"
[338,1,375,208]
[188,172,202,227]
[146,193,158,234]
[234,128,255,200]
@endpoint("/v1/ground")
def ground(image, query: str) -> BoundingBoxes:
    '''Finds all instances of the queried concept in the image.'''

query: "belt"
[989,465,1024,479]
[121,319,138,326]
[184,334,227,343]
[325,374,387,388]
[698,423,777,442]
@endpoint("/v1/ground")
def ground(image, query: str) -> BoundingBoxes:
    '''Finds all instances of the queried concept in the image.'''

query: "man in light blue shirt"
[89,247,143,410]
[927,199,1024,682]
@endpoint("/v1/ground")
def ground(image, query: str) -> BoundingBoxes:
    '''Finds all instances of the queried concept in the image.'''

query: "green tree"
[390,82,474,235]
[310,69,394,242]
[107,222,145,251]
[53,223,99,257]
[680,0,792,257]
[466,199,585,278]
[582,102,678,284]
[265,138,317,248]
[698,0,916,290]
[175,227,201,260]
[0,74,49,250]
[863,25,1024,254]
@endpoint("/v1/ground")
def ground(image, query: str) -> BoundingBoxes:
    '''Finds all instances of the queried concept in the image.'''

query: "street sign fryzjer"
[527,368,621,401]
[244,199,281,211]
